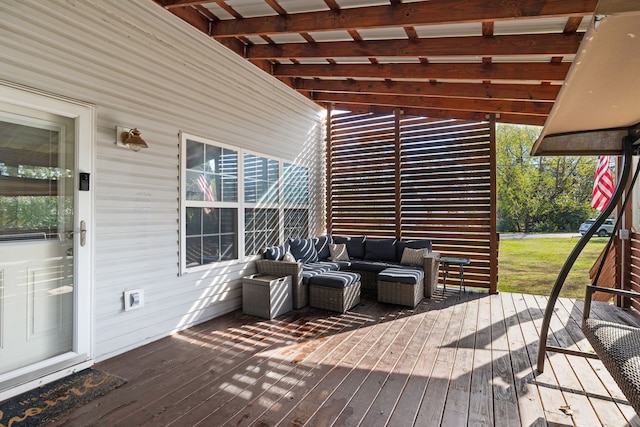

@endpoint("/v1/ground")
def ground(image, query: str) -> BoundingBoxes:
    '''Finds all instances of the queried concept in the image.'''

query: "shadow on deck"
[50,289,640,426]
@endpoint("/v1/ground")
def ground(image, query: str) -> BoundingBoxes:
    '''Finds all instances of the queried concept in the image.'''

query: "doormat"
[0,368,126,426]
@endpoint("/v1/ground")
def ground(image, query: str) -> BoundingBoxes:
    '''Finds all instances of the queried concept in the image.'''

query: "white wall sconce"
[116,126,149,152]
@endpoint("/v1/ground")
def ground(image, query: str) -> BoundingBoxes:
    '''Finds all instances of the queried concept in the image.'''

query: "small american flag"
[197,175,214,214]
[591,156,614,212]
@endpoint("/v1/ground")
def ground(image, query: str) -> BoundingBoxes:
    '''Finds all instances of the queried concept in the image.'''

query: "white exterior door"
[0,83,94,398]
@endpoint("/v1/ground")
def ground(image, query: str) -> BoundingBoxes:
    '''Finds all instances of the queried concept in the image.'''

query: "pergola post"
[489,114,498,294]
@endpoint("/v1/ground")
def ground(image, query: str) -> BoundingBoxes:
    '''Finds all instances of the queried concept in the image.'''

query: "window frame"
[180,133,241,273]
[179,132,311,274]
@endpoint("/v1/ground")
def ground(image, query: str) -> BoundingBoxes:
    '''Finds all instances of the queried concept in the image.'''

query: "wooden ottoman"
[378,268,424,308]
[309,271,361,313]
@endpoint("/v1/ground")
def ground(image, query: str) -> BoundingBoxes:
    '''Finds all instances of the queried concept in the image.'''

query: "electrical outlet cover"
[124,289,144,311]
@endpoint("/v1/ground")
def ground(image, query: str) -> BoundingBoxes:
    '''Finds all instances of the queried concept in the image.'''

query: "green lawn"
[498,236,608,299]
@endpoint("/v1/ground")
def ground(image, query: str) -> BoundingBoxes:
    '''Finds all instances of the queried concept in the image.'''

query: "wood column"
[394,108,402,240]
[325,103,333,234]
[489,114,499,294]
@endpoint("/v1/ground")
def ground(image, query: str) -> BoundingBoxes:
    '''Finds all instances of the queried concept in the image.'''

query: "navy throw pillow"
[364,238,397,261]
[334,235,366,259]
[289,238,319,263]
[264,244,289,260]
[314,234,333,260]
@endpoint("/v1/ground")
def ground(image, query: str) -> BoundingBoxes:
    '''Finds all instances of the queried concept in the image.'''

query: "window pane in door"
[0,121,72,241]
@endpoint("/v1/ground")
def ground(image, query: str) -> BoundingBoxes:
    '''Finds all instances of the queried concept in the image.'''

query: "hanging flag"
[591,156,614,211]
[197,174,214,213]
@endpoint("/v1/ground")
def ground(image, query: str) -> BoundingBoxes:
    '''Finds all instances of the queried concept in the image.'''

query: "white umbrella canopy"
[531,0,640,156]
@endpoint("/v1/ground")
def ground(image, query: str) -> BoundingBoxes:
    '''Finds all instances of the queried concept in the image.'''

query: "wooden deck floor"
[52,290,640,426]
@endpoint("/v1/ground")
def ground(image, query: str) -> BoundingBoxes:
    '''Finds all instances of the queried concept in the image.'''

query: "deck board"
[414,292,469,426]
[384,290,459,426]
[490,292,520,427]
[440,293,477,426]
[502,292,547,426]
[43,290,640,427]
[468,294,494,426]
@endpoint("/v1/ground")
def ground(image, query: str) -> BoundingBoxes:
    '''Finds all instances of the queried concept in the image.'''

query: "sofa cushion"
[314,234,333,260]
[302,269,324,284]
[302,263,332,274]
[307,261,341,272]
[289,238,318,263]
[283,251,296,263]
[332,260,352,269]
[264,244,289,260]
[364,238,397,261]
[379,267,424,285]
[334,235,366,259]
[329,243,350,261]
[350,260,398,273]
[301,263,332,284]
[396,239,432,261]
[308,271,361,289]
[400,247,430,266]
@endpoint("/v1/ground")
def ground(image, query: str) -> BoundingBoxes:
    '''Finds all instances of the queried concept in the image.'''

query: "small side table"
[440,256,471,293]
[242,274,292,319]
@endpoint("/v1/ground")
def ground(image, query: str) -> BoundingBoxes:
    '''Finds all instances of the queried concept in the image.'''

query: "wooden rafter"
[294,80,560,102]
[208,0,596,37]
[246,33,582,60]
[274,62,570,82]
[314,92,551,116]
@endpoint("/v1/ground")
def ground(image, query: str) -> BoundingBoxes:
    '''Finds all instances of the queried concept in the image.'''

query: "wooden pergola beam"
[295,79,560,101]
[275,62,570,82]
[315,92,550,116]
[247,33,582,59]
[328,103,546,126]
[208,0,596,37]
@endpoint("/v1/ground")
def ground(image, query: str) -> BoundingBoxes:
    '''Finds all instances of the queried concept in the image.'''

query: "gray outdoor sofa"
[256,235,440,311]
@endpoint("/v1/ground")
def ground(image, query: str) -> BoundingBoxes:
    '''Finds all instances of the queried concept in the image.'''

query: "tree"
[496,124,598,233]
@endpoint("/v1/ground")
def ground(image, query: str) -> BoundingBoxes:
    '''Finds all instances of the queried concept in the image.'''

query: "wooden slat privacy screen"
[327,111,498,292]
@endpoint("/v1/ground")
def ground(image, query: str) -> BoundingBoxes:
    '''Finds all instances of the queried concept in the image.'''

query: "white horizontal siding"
[0,0,325,361]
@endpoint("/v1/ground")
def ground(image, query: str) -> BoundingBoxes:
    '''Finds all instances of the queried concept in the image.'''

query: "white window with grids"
[180,133,310,273]
[181,134,239,272]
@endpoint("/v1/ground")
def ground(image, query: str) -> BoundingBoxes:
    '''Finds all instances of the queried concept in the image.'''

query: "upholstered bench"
[309,271,361,313]
[377,267,424,308]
